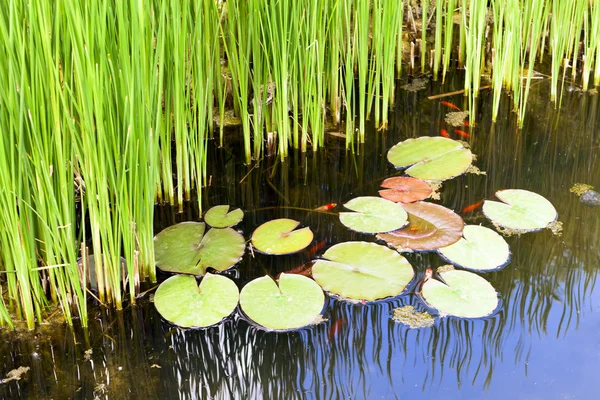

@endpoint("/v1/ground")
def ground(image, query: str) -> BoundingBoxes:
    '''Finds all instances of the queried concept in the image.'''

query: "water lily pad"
[239,273,325,330]
[482,189,557,232]
[387,137,473,181]
[312,242,414,301]
[251,219,313,255]
[339,196,408,233]
[421,268,498,318]
[379,177,433,203]
[204,205,244,228]
[438,225,510,271]
[154,222,245,275]
[154,273,239,328]
[377,202,464,251]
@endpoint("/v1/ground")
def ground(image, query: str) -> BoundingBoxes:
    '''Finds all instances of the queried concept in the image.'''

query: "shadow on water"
[1,75,599,399]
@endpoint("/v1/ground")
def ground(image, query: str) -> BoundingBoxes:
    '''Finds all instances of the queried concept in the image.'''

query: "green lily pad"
[482,189,557,232]
[421,267,498,318]
[387,137,473,181]
[251,219,314,255]
[438,225,510,271]
[379,177,433,203]
[377,201,464,251]
[339,196,408,233]
[154,222,245,276]
[204,205,244,228]
[312,242,414,301]
[239,273,325,330]
[154,273,239,328]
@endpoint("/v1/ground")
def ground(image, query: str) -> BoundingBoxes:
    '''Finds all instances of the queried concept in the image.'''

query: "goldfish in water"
[307,239,327,258]
[454,129,470,139]
[440,101,461,111]
[328,319,346,340]
[461,200,483,214]
[440,129,450,138]
[314,203,337,211]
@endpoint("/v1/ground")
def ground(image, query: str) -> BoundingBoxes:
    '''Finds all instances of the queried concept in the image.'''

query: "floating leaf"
[154,222,245,275]
[379,177,433,203]
[154,274,239,328]
[438,225,510,271]
[421,267,498,318]
[482,189,557,232]
[251,219,313,255]
[204,205,244,228]
[339,196,408,233]
[387,137,473,181]
[312,242,414,301]
[239,273,325,331]
[377,202,464,251]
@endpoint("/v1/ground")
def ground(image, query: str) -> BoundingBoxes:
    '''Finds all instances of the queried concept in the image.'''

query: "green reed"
[2,0,600,329]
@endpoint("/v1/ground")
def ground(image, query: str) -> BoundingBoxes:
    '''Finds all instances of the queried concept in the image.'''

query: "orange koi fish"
[307,239,327,258]
[315,203,337,211]
[282,262,313,278]
[440,101,461,111]
[328,319,346,340]
[463,120,476,127]
[440,129,450,138]
[461,200,483,214]
[455,129,470,139]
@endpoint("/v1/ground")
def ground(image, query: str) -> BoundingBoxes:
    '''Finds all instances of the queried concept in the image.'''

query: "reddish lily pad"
[251,219,314,255]
[377,201,464,252]
[379,177,433,203]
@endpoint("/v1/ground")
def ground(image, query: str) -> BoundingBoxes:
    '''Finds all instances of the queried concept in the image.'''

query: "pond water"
[1,74,599,399]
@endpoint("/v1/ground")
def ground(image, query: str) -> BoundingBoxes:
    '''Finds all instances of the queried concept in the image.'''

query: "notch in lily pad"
[251,218,314,255]
[154,222,245,276]
[387,136,473,181]
[377,201,464,252]
[239,273,325,331]
[438,225,510,271]
[339,196,408,234]
[482,189,557,232]
[379,177,433,203]
[421,266,499,318]
[312,241,414,301]
[204,205,244,228]
[154,273,239,328]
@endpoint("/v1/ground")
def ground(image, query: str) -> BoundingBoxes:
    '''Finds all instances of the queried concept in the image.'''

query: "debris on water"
[428,181,442,200]
[466,165,486,175]
[445,111,470,127]
[569,183,594,196]
[548,221,563,236]
[84,349,93,361]
[401,78,428,92]
[392,306,434,329]
[436,264,455,274]
[150,364,162,369]
[1,366,30,384]
[580,190,600,207]
[492,222,523,237]
[310,315,327,325]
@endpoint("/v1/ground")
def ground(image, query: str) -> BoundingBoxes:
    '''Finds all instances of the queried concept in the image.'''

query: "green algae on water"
[392,306,434,328]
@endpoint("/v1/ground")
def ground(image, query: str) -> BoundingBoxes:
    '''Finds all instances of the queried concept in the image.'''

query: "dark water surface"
[1,76,599,399]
